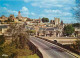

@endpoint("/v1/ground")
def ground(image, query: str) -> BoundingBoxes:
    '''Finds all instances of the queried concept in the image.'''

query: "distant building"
[17,11,27,21]
[0,15,8,21]
[0,25,9,35]
[1,15,7,19]
[61,20,63,25]
[8,14,15,21]
[38,27,63,37]
[50,20,55,24]
[54,17,60,25]
[18,11,22,19]
[75,27,80,37]
[50,17,61,26]
[33,17,42,23]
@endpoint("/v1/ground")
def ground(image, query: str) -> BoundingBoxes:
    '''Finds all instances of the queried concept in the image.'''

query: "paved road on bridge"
[29,36,76,58]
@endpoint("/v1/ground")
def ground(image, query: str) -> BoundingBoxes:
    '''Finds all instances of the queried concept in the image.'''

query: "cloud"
[3,4,9,7]
[64,7,71,10]
[0,7,18,17]
[63,12,72,16]
[37,9,73,23]
[31,2,63,8]
[24,0,75,8]
[20,6,29,17]
[44,9,62,14]
[0,6,36,17]
[0,0,76,23]
[20,6,28,12]
[44,9,72,16]
[24,0,38,2]
[20,6,36,17]
[31,12,36,16]
[39,13,74,23]
[0,0,22,1]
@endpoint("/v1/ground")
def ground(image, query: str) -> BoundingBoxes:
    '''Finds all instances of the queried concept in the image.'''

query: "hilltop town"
[0,0,80,58]
[0,11,80,58]
[0,11,80,38]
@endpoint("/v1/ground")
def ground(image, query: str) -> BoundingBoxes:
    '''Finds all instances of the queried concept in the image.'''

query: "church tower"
[18,11,21,19]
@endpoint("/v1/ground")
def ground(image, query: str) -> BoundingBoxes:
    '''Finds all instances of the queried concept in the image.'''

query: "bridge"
[29,36,79,58]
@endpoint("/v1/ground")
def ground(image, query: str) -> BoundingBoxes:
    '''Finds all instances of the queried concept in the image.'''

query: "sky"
[0,0,77,23]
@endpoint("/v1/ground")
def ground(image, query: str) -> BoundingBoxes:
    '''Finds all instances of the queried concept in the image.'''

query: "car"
[53,40,57,43]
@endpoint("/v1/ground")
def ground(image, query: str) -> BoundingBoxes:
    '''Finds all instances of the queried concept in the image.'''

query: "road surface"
[29,36,77,58]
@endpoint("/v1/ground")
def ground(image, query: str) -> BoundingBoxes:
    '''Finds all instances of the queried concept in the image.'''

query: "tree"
[0,20,2,22]
[72,0,80,54]
[71,39,80,54]
[72,23,80,27]
[63,25,75,36]
[0,23,37,58]
[4,20,8,22]
[0,23,33,58]
[0,35,17,58]
[75,40,80,50]
[7,23,29,49]
[0,35,5,57]
[0,35,5,45]
[2,43,17,58]
[73,0,80,22]
[42,17,49,22]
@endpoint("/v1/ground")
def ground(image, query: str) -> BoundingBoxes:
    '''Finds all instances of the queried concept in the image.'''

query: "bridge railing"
[35,36,79,58]
[27,39,43,58]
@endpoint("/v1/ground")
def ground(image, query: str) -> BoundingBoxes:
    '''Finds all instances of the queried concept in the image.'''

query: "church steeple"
[61,20,63,25]
[18,11,21,18]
